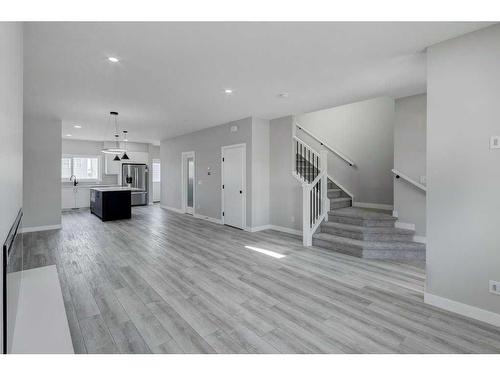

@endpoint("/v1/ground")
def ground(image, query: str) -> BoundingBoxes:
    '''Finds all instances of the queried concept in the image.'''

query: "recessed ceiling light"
[224,88,233,95]
[66,134,72,137]
[73,125,82,129]
[108,57,119,63]
[277,92,289,99]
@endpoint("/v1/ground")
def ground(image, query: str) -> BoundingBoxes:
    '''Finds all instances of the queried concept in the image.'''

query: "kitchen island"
[90,187,140,221]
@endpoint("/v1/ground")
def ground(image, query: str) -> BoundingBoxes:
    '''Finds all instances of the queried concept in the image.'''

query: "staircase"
[293,124,426,260]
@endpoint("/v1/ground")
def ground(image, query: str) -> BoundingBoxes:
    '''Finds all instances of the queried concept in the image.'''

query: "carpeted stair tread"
[313,232,425,251]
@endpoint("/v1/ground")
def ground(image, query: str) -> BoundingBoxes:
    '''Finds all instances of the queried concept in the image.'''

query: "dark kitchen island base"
[90,188,132,221]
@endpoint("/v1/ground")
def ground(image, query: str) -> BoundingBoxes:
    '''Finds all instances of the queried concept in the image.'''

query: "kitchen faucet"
[69,175,78,186]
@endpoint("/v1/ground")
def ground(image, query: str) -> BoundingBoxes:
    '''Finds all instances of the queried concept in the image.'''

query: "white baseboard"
[160,205,184,214]
[424,292,500,328]
[21,224,62,233]
[193,213,222,225]
[246,225,272,232]
[395,221,415,231]
[266,225,302,237]
[413,235,427,244]
[353,202,393,211]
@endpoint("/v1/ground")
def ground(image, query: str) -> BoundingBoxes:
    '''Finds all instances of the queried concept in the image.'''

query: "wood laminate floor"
[23,205,500,353]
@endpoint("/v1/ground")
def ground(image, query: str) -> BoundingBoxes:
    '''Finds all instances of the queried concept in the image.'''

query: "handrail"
[391,169,426,192]
[295,123,355,167]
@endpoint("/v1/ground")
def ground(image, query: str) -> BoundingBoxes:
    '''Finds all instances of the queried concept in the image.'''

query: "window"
[62,155,100,181]
[152,160,161,183]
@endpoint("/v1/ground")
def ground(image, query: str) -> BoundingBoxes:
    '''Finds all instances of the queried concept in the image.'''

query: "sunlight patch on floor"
[244,245,286,259]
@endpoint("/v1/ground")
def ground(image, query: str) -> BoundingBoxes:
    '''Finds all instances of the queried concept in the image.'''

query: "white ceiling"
[24,22,493,145]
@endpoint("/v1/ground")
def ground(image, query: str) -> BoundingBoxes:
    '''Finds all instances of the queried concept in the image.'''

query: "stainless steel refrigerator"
[122,163,149,206]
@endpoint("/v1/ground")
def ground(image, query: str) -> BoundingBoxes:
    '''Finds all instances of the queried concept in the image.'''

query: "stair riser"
[327,190,342,199]
[312,237,363,257]
[328,214,396,227]
[330,200,352,210]
[320,226,414,242]
[312,238,425,260]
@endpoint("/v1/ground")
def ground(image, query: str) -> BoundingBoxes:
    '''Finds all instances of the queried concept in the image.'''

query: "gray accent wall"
[427,24,500,316]
[269,116,302,232]
[23,117,62,228]
[0,22,23,353]
[161,117,253,226]
[394,94,427,236]
[295,97,395,206]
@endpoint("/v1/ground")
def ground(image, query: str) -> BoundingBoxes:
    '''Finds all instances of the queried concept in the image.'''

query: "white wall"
[0,22,23,354]
[426,24,500,321]
[295,97,395,206]
[161,117,253,225]
[251,118,270,228]
[23,117,62,229]
[269,116,302,232]
[394,94,427,236]
[62,139,119,186]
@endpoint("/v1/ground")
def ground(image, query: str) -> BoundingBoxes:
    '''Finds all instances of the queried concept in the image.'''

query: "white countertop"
[90,187,142,192]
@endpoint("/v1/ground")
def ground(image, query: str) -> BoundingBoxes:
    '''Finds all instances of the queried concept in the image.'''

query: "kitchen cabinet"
[62,187,91,209]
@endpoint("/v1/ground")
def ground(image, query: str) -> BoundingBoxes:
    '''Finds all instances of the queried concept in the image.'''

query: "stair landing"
[313,207,426,260]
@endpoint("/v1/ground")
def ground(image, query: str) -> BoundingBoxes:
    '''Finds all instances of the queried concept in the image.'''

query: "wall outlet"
[490,136,500,149]
[489,280,500,295]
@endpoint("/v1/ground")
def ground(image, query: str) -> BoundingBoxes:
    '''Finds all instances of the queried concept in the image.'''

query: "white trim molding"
[181,151,196,215]
[413,235,427,244]
[395,221,416,231]
[246,224,272,233]
[160,205,184,214]
[21,224,62,233]
[267,225,302,237]
[327,175,354,199]
[424,293,500,328]
[193,213,222,225]
[353,202,393,211]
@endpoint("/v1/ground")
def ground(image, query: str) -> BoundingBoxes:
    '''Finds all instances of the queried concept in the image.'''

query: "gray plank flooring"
[21,205,500,353]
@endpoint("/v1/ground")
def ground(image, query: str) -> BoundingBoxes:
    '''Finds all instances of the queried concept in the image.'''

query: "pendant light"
[102,111,126,155]
[121,130,130,160]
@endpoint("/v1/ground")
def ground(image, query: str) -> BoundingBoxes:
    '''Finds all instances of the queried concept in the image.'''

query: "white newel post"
[320,149,328,221]
[302,183,312,246]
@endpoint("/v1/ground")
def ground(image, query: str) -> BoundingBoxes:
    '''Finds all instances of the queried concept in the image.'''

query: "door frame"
[221,143,246,229]
[152,158,161,203]
[181,151,195,215]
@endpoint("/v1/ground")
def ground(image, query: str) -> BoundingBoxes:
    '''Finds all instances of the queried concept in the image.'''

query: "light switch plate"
[490,136,500,149]
[489,280,500,295]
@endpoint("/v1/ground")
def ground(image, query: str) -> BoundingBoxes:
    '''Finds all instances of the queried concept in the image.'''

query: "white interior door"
[222,144,245,229]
